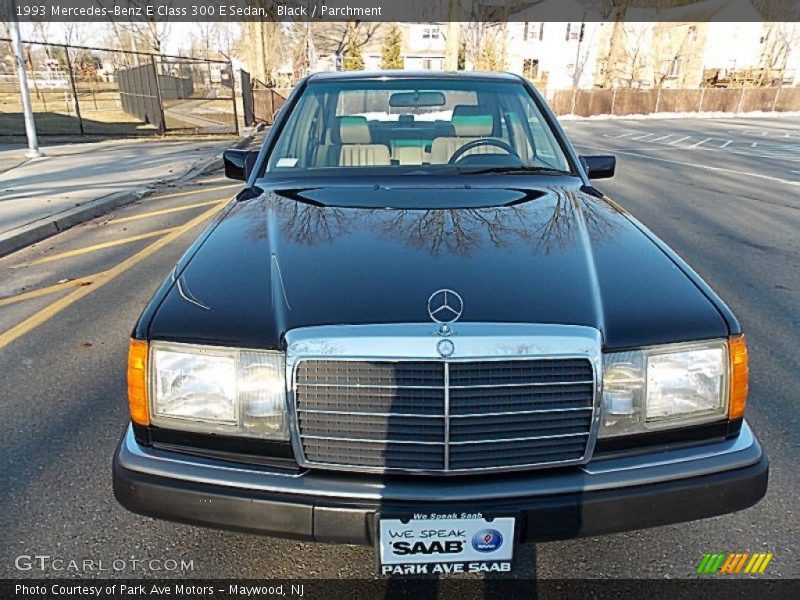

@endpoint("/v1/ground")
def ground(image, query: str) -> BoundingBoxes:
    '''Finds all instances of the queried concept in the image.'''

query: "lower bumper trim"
[113,449,767,545]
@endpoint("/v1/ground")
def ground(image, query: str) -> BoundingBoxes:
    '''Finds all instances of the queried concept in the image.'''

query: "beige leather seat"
[335,116,391,166]
[393,145,425,165]
[430,105,503,164]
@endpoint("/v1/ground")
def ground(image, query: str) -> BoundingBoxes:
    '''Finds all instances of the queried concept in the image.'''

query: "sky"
[18,22,228,56]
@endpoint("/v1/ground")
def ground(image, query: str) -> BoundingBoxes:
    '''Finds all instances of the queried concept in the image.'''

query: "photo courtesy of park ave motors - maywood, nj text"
[0,0,799,598]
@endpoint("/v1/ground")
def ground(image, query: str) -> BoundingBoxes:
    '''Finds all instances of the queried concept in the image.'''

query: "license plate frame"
[376,511,516,576]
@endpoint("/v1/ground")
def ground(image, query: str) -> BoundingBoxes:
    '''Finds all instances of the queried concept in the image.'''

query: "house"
[316,23,447,73]
[401,23,447,71]
[505,0,604,92]
[309,0,796,91]
[594,0,780,89]
[506,21,604,92]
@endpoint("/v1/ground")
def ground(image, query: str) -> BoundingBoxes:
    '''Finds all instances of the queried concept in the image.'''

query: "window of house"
[662,59,682,78]
[524,22,544,41]
[523,58,540,79]
[566,22,585,42]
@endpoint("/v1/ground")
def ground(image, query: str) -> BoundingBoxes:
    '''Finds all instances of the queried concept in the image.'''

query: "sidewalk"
[0,134,254,257]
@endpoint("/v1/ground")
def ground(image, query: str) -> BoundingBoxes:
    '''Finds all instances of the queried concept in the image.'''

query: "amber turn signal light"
[728,335,748,420]
[127,339,150,425]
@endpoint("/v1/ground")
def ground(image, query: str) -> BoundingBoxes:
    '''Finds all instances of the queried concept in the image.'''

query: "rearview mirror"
[223,149,259,181]
[389,91,446,108]
[580,155,616,179]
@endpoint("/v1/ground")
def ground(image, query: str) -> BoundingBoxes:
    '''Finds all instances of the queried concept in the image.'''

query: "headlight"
[149,342,288,440]
[600,339,732,438]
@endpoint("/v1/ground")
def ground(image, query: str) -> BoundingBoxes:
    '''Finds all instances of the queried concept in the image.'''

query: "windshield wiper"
[456,165,570,176]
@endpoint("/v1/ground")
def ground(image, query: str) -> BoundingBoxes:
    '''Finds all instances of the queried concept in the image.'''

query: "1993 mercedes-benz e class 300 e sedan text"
[113,71,767,575]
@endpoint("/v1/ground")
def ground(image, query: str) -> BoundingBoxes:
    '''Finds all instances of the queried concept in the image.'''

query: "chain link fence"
[0,39,238,136]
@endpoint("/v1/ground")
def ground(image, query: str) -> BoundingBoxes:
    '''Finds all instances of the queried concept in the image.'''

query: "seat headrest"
[334,116,372,144]
[451,105,494,137]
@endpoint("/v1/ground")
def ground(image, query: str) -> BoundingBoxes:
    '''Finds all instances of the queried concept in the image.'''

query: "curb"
[0,132,257,259]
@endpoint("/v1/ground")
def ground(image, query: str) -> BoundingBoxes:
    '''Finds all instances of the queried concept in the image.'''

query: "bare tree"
[0,20,14,70]
[461,1,546,71]
[474,27,506,71]
[195,22,215,85]
[443,1,461,70]
[462,22,503,71]
[309,21,383,57]
[94,0,135,67]
[652,24,695,89]
[118,1,173,60]
[240,22,287,85]
[29,20,55,58]
[759,22,799,86]
[622,24,653,88]
[569,23,597,87]
[598,0,630,88]
[213,23,241,61]
[59,22,90,48]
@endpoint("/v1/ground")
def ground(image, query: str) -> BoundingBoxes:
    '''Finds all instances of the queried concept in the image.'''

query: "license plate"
[377,512,515,576]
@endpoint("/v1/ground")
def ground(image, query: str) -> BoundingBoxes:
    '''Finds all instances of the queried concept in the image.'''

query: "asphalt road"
[0,116,797,583]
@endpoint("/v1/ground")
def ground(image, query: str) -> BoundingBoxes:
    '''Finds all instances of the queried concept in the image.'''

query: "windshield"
[265,79,571,176]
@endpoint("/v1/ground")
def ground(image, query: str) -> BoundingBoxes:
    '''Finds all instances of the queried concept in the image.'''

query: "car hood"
[147,181,730,350]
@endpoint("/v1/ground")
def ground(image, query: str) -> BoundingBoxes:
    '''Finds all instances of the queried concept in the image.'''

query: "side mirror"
[580,155,616,179]
[223,149,259,181]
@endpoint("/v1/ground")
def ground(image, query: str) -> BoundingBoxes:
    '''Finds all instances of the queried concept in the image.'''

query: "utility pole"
[10,7,43,158]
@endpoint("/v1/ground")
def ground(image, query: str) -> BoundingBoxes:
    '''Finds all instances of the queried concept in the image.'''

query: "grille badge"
[437,339,455,358]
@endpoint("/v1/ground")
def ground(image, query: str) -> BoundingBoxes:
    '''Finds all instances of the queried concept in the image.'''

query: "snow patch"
[559,110,800,121]
[353,110,454,122]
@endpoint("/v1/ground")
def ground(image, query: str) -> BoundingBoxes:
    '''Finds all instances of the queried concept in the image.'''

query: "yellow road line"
[107,199,227,225]
[14,228,178,268]
[0,275,100,308]
[146,183,239,202]
[0,203,225,351]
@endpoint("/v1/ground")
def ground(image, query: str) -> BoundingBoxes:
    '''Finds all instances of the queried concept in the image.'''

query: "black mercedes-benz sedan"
[113,71,767,575]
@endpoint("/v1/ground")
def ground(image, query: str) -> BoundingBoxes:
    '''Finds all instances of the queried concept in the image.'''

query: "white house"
[506,21,604,91]
[402,23,447,70]
[505,0,605,92]
[703,23,764,73]
[317,23,447,73]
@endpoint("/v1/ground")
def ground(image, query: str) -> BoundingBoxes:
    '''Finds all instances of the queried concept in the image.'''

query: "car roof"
[307,70,523,84]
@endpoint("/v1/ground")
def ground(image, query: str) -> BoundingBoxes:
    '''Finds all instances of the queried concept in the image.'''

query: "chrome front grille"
[293,356,596,474]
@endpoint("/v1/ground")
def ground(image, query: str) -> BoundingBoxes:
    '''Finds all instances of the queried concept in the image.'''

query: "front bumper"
[113,422,767,544]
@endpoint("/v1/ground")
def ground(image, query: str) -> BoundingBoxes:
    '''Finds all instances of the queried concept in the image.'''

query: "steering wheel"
[448,139,520,165]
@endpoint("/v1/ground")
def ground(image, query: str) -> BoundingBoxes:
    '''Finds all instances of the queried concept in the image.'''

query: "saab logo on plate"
[391,540,464,556]
[472,529,503,553]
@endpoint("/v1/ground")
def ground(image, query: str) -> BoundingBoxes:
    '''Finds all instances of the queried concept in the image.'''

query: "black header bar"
[3,0,799,23]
